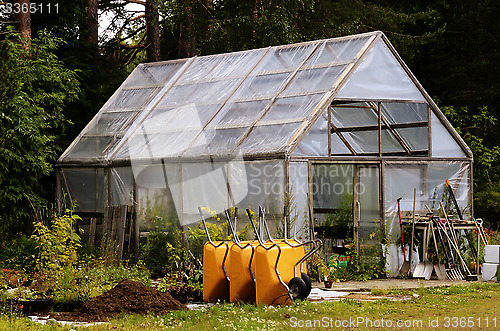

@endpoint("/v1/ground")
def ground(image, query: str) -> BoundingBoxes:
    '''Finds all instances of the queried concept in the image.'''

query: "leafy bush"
[0,235,37,274]
[142,230,183,278]
[343,242,387,281]
[0,31,80,230]
[31,211,82,273]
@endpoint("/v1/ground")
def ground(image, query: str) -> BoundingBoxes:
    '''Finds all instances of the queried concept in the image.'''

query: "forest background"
[0,0,499,237]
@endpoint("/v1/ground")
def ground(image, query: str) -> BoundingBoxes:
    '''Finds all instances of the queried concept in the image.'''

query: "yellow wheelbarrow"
[246,207,322,305]
[224,208,256,303]
[198,207,231,303]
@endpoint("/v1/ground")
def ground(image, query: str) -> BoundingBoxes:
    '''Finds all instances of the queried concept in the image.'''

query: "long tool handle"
[430,220,440,263]
[474,218,488,246]
[445,180,463,220]
[408,188,416,275]
[397,198,407,260]
[434,218,452,267]
[440,202,471,275]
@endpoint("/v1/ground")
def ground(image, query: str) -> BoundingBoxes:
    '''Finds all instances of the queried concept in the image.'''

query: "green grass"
[1,282,500,330]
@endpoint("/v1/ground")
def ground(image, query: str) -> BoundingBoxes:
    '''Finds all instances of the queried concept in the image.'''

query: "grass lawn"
[1,282,499,330]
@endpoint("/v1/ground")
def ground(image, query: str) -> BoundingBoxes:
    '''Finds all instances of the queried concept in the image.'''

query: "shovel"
[397,198,410,276]
[429,220,448,280]
[412,221,433,280]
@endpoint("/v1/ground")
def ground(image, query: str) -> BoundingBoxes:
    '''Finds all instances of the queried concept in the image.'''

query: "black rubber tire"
[288,277,308,301]
[301,272,312,297]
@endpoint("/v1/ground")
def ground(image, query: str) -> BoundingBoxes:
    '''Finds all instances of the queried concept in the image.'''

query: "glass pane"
[211,100,270,126]
[263,94,324,122]
[256,44,316,72]
[343,131,379,154]
[232,73,290,100]
[178,55,222,83]
[208,50,266,79]
[395,127,428,151]
[238,122,302,154]
[62,168,105,212]
[64,136,114,159]
[135,163,180,230]
[124,61,185,88]
[289,162,309,238]
[381,103,427,124]
[306,37,370,66]
[235,160,285,215]
[331,105,378,127]
[105,87,160,110]
[312,164,353,209]
[86,112,138,135]
[184,127,248,156]
[381,130,405,153]
[358,166,381,264]
[111,167,134,206]
[282,65,347,95]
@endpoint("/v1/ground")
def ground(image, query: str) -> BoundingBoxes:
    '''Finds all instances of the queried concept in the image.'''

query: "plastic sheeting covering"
[383,161,471,241]
[110,167,134,206]
[336,40,426,102]
[288,161,310,239]
[292,111,329,157]
[431,112,467,157]
[130,159,286,228]
[61,61,187,162]
[60,31,468,165]
[60,33,377,163]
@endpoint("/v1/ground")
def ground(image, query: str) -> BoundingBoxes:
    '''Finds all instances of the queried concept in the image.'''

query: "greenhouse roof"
[58,31,470,164]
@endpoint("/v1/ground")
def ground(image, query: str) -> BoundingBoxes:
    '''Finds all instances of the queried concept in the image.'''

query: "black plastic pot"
[19,299,53,315]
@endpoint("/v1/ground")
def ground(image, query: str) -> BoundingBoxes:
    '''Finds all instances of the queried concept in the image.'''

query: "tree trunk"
[145,0,161,62]
[15,0,31,43]
[86,0,99,62]
[178,1,195,58]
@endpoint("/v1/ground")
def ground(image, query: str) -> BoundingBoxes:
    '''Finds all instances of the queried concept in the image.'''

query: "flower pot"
[324,280,333,288]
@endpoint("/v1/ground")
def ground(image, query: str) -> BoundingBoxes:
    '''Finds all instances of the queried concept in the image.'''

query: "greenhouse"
[57,31,472,275]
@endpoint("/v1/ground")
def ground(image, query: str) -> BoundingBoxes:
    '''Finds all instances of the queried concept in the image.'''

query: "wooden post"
[116,205,127,260]
[89,218,97,248]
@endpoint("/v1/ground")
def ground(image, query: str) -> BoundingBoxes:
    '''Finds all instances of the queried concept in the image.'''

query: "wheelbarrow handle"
[246,208,264,245]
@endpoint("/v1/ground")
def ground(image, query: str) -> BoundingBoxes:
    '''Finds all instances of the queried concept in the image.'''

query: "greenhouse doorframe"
[308,161,384,259]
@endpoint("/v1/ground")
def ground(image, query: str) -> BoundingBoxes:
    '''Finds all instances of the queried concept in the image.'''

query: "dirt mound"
[52,279,186,322]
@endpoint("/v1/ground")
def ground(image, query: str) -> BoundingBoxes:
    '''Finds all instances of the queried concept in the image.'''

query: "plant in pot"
[318,262,339,288]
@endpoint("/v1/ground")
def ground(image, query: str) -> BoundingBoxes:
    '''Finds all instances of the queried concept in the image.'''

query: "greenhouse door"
[353,165,381,263]
[311,163,381,259]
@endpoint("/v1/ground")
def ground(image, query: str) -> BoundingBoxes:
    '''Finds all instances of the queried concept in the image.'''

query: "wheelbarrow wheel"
[301,272,312,297]
[288,277,308,300]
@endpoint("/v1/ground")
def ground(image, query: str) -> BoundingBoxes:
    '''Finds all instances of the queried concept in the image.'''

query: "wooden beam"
[330,122,357,155]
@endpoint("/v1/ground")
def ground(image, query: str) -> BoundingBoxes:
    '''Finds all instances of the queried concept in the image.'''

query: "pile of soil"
[51,279,186,322]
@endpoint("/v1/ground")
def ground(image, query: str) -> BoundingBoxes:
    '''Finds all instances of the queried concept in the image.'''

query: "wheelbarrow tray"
[229,241,256,303]
[254,241,306,305]
[203,241,231,303]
